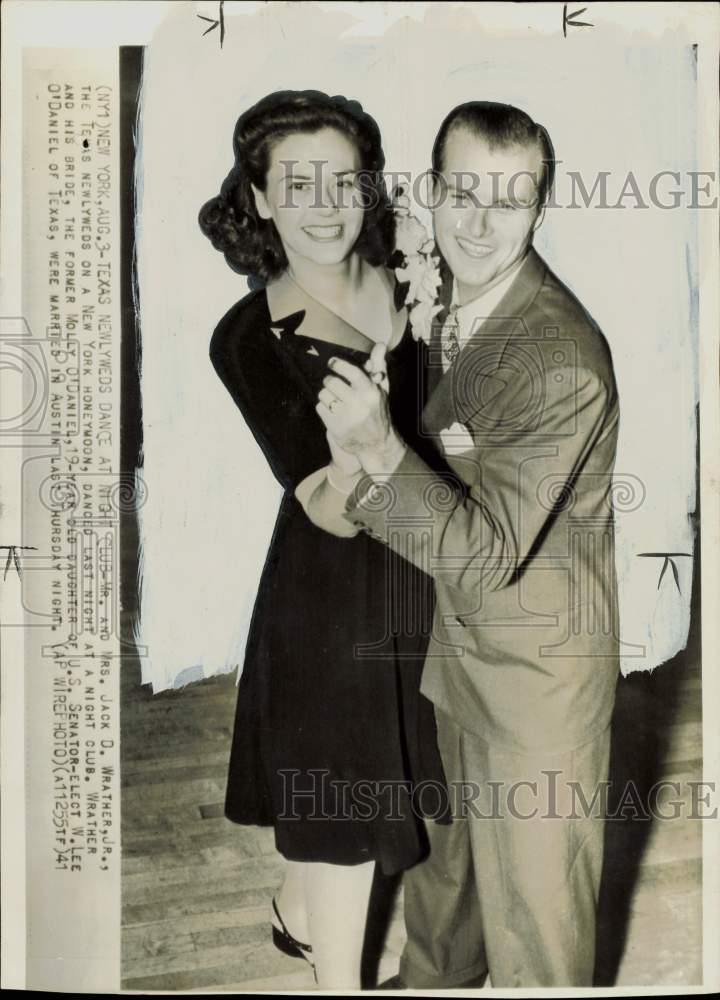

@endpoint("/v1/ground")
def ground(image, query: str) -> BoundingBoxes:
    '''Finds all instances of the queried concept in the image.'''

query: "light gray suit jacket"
[345,248,620,755]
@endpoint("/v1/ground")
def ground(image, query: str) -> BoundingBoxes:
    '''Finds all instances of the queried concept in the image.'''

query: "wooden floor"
[120,576,702,991]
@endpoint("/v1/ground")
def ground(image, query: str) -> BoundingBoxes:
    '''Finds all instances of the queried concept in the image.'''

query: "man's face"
[432,127,545,305]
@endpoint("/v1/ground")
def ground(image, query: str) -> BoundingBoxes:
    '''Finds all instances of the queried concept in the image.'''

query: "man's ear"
[251,184,272,221]
[532,202,546,234]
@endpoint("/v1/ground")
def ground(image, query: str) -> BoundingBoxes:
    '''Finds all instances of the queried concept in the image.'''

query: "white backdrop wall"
[135,3,698,691]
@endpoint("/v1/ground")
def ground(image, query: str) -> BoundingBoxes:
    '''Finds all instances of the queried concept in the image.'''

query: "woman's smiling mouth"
[302,224,344,242]
[456,236,494,259]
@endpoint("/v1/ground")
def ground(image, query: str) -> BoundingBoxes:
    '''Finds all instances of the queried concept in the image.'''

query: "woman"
[198,90,445,990]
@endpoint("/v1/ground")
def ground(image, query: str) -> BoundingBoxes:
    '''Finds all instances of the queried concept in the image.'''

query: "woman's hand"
[317,357,393,456]
[317,356,406,476]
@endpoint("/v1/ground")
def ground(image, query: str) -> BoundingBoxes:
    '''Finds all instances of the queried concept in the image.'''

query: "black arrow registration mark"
[563,4,594,37]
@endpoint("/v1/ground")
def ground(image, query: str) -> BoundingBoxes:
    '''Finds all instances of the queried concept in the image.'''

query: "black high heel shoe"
[271,897,316,978]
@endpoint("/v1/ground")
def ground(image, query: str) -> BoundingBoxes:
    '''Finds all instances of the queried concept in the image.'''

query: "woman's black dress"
[209,281,447,876]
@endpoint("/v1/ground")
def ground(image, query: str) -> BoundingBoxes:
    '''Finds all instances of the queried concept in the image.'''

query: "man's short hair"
[432,101,556,207]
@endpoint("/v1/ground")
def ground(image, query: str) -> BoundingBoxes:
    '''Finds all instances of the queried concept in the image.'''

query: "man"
[317,102,620,987]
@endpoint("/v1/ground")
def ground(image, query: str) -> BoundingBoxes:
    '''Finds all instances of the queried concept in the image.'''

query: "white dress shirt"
[441,256,526,372]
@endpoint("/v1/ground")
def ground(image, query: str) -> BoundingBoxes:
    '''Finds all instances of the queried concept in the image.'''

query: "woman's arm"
[295,435,363,537]
[209,306,332,491]
[296,464,363,538]
[210,302,373,539]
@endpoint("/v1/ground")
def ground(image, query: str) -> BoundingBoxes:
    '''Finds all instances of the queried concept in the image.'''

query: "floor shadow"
[594,543,701,985]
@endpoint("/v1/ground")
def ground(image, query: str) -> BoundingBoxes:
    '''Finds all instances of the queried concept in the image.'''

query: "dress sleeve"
[209,316,331,492]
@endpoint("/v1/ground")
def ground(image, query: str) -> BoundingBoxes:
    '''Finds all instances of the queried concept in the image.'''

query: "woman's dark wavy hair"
[198,90,395,282]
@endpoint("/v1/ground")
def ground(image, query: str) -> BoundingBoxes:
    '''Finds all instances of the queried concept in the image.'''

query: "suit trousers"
[400,708,611,987]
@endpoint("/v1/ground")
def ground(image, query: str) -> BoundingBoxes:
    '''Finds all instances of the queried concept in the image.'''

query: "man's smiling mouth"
[456,237,494,259]
[302,224,344,242]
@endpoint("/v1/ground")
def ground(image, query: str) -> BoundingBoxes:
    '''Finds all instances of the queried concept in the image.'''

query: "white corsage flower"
[439,421,475,456]
[394,212,435,258]
[395,253,442,305]
[393,209,443,345]
[409,299,444,346]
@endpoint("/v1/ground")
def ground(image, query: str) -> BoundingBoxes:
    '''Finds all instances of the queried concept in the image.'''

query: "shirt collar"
[452,254,526,346]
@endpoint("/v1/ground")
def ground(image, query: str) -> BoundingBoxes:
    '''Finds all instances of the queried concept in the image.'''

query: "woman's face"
[252,127,365,269]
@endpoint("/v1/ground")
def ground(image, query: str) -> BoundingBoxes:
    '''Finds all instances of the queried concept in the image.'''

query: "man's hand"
[363,341,390,393]
[317,356,392,454]
[326,431,362,475]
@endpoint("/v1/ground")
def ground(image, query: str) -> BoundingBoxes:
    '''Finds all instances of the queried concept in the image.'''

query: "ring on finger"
[319,387,340,411]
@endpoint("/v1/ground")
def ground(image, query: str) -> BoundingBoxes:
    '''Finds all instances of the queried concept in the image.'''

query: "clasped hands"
[316,343,406,478]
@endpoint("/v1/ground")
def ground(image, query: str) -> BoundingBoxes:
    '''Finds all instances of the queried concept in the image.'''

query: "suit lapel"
[423,249,548,432]
[480,247,547,349]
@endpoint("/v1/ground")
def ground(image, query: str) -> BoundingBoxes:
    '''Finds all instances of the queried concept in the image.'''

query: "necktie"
[441,304,460,371]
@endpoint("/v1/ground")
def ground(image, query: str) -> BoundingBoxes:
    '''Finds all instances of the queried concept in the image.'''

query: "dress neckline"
[265,267,408,357]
